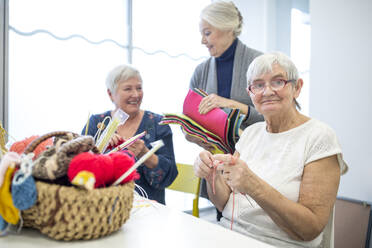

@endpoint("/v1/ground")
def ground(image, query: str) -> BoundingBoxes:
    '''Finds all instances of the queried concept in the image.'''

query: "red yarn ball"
[68,151,138,188]
[109,152,139,184]
[68,152,114,188]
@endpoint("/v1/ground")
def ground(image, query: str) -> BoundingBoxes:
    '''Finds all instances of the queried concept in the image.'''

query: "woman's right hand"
[108,133,124,148]
[193,150,214,181]
[198,93,230,114]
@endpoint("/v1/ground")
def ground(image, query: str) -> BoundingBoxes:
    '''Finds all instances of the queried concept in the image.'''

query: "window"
[291,8,310,115]
[9,0,129,138]
[8,0,212,210]
[9,0,210,164]
[132,0,211,210]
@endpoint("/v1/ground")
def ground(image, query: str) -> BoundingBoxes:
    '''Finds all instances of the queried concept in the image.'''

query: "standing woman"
[187,0,264,219]
[82,64,178,205]
[190,0,263,131]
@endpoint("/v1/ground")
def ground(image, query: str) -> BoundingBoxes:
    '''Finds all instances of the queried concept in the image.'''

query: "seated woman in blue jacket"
[82,64,178,205]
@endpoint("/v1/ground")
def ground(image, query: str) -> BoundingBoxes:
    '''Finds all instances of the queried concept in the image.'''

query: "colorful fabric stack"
[160,88,241,154]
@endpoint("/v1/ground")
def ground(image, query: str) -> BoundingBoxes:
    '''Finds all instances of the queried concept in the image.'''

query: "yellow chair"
[167,163,201,217]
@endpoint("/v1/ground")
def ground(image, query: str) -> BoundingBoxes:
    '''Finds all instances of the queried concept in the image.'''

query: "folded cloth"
[12,170,37,211]
[160,88,241,154]
[160,113,227,154]
[0,215,8,234]
[183,89,228,141]
[0,166,20,225]
[0,152,20,188]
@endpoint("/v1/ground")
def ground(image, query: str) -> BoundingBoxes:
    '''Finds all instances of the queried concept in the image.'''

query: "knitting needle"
[112,139,164,186]
[106,131,146,154]
[84,112,90,136]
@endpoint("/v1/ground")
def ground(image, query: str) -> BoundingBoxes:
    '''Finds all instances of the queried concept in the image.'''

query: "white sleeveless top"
[220,119,347,248]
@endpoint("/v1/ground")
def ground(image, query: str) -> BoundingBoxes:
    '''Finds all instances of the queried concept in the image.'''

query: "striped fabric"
[160,89,241,154]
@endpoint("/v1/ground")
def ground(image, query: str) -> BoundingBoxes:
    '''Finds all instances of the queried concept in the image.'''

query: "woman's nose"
[262,84,275,95]
[201,36,207,44]
[131,89,140,97]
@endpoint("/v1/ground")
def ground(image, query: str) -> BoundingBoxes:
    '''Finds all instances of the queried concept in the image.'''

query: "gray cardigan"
[189,39,264,129]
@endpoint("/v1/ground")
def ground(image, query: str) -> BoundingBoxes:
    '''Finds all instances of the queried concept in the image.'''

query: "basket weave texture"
[21,180,134,241]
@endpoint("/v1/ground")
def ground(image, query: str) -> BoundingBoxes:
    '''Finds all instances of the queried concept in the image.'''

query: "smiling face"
[108,77,143,116]
[199,19,235,58]
[247,63,302,117]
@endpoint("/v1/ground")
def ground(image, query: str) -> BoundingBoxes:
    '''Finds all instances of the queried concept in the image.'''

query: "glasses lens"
[270,80,285,90]
[250,81,264,94]
[250,79,291,94]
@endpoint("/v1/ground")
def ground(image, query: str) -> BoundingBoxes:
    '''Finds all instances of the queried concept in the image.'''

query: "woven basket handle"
[58,136,99,155]
[56,135,99,171]
[24,131,79,154]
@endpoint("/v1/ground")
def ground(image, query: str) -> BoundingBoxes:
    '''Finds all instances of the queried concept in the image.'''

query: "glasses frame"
[248,79,296,94]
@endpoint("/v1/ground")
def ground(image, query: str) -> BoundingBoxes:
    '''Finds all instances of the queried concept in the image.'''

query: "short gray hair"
[200,1,243,37]
[105,64,142,93]
[247,52,301,110]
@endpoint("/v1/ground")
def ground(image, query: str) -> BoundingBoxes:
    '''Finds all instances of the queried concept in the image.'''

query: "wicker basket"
[21,181,134,241]
[20,131,134,241]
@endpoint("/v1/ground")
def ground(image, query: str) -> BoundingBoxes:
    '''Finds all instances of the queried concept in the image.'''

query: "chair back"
[334,197,372,248]
[167,163,201,217]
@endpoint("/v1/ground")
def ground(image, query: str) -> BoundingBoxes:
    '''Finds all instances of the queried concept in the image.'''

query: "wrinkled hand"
[127,139,147,158]
[214,153,253,194]
[198,94,230,114]
[193,150,214,181]
[184,133,216,152]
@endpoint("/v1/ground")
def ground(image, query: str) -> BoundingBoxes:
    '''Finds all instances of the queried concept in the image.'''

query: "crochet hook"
[106,131,146,154]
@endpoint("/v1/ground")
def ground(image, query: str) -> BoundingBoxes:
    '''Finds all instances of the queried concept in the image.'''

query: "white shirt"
[220,118,347,248]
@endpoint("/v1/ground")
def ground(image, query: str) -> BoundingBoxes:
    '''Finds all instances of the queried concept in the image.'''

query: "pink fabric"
[0,152,21,187]
[183,89,227,141]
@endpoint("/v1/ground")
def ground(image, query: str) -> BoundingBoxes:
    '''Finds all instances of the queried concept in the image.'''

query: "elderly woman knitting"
[193,52,347,248]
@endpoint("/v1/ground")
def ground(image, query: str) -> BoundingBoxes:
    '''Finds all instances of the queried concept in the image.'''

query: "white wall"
[235,0,372,202]
[232,0,267,52]
[233,0,293,54]
[310,0,372,202]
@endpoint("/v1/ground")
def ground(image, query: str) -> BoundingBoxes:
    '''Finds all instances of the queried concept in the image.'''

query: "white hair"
[105,64,142,93]
[247,52,301,109]
[200,1,243,37]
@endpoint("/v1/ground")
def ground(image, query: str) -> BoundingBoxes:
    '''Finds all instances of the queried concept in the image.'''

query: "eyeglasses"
[248,79,296,94]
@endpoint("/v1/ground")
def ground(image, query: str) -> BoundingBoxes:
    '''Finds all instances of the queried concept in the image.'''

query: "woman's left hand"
[199,94,230,114]
[214,153,255,195]
[127,139,147,158]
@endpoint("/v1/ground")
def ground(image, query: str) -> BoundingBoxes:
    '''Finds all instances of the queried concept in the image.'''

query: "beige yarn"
[30,132,98,180]
[22,181,134,241]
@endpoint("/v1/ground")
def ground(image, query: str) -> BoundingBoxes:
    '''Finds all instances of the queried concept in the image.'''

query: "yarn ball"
[68,152,114,188]
[68,151,139,188]
[109,152,139,184]
[11,171,37,210]
[9,135,53,159]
